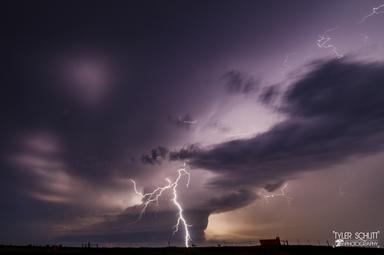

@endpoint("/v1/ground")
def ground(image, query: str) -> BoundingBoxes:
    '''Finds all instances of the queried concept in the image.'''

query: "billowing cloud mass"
[53,58,384,244]
[56,190,258,244]
[2,0,384,247]
[177,59,384,191]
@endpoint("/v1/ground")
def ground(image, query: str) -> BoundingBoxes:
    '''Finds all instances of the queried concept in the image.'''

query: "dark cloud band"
[174,59,384,192]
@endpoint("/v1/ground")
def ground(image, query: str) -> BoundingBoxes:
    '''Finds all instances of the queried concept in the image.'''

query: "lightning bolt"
[360,3,384,24]
[262,183,292,203]
[316,26,343,59]
[130,163,192,247]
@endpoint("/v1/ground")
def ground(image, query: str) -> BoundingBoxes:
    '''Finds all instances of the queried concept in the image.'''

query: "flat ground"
[0,245,383,255]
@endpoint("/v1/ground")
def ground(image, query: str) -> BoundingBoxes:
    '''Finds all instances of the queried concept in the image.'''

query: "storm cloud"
[3,0,384,247]
[176,59,384,189]
[55,189,258,245]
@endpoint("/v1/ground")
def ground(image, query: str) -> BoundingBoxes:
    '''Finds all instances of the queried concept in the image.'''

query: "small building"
[260,236,281,246]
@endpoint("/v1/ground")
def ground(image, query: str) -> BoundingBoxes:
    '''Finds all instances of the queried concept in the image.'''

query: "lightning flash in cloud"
[262,183,292,204]
[316,26,343,59]
[130,164,192,247]
[360,3,384,24]
[177,116,197,125]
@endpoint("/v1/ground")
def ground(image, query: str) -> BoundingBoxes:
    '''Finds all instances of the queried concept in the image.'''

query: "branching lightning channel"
[262,183,292,203]
[316,26,343,59]
[130,163,192,247]
[360,3,384,24]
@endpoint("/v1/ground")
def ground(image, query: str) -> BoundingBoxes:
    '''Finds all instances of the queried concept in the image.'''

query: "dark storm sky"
[1,0,384,246]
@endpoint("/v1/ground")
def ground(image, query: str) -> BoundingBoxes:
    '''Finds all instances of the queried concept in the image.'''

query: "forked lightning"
[360,3,384,23]
[130,164,192,247]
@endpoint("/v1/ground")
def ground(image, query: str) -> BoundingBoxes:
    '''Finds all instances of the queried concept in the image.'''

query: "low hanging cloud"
[173,59,384,191]
[55,188,258,245]
[203,189,258,214]
[56,206,211,245]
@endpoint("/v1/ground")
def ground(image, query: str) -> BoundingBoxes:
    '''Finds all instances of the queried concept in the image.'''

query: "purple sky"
[2,0,384,247]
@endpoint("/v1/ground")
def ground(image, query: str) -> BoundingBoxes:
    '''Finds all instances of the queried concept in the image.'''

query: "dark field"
[1,245,383,255]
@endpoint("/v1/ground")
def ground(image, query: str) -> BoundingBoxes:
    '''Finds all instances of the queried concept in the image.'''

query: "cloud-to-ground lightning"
[360,3,384,24]
[130,164,192,247]
[316,26,343,59]
[262,183,292,204]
